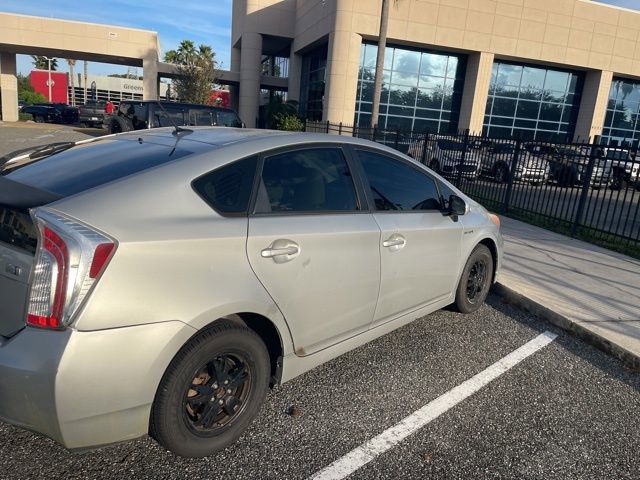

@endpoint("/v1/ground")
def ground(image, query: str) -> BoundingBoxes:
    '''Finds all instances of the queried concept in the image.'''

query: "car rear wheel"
[33,114,45,123]
[150,320,270,457]
[453,244,493,314]
[493,163,509,183]
[110,116,133,134]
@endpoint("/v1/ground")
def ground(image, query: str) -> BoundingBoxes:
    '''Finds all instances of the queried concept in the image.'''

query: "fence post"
[571,136,600,237]
[503,139,521,212]
[338,122,343,135]
[421,132,430,166]
[326,120,330,134]
[456,129,470,188]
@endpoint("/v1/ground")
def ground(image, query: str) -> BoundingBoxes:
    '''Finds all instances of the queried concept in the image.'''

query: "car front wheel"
[150,320,270,457]
[453,244,494,314]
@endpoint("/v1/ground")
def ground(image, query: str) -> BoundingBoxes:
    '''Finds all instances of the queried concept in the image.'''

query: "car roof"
[112,126,406,153]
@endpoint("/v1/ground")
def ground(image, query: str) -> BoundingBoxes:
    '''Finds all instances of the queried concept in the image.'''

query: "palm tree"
[32,55,58,71]
[370,0,391,128]
[164,40,198,65]
[67,59,76,106]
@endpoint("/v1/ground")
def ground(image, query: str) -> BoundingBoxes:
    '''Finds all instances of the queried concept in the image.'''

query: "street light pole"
[46,56,52,102]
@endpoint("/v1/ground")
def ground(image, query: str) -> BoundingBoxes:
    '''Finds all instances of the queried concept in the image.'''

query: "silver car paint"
[0,128,502,450]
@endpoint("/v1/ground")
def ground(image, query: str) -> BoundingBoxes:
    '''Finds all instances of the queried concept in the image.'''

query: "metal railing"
[305,120,640,254]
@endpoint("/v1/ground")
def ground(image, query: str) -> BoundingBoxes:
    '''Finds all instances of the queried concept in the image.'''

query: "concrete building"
[232,0,640,144]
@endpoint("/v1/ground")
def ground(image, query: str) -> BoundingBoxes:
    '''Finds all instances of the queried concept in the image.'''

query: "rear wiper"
[0,142,76,173]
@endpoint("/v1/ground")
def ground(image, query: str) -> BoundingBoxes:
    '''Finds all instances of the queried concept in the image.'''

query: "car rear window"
[4,138,194,197]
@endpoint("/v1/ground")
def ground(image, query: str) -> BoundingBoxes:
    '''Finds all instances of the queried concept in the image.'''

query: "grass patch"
[470,195,640,260]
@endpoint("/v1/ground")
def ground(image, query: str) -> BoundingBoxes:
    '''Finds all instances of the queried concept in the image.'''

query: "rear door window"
[255,147,358,213]
[152,104,185,127]
[192,156,258,215]
[215,111,243,127]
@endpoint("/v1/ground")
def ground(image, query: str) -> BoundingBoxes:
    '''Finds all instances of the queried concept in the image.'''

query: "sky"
[1,0,233,76]
[1,0,638,77]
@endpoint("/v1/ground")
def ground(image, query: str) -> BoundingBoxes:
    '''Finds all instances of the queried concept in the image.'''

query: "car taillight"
[27,209,117,330]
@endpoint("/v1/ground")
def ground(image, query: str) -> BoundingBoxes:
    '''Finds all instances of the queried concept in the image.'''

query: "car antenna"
[155,100,192,136]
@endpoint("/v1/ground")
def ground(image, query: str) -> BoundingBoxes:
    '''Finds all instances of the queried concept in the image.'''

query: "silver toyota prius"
[0,127,502,457]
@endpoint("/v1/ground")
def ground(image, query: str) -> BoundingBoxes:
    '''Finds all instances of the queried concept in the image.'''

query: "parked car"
[0,127,502,457]
[78,100,107,128]
[525,144,610,189]
[408,136,483,180]
[603,148,640,191]
[479,142,550,185]
[108,101,244,134]
[22,103,78,124]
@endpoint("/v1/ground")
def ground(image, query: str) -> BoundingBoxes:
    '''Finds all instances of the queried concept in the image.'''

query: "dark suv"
[108,101,243,133]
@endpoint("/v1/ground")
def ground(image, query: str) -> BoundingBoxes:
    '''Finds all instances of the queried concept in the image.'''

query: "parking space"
[1,295,638,480]
[0,123,101,158]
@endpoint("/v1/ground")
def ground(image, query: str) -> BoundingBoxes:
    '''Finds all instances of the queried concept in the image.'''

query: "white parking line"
[309,331,558,480]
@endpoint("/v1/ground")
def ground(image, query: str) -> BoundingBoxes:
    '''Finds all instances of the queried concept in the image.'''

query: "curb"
[493,282,640,372]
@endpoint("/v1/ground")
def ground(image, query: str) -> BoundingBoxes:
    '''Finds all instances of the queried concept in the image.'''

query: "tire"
[493,163,509,183]
[150,320,270,458]
[110,116,133,134]
[453,244,494,314]
[429,159,441,173]
[557,167,577,188]
[34,114,44,123]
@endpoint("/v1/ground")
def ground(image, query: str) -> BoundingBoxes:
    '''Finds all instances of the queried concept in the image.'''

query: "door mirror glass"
[448,195,466,216]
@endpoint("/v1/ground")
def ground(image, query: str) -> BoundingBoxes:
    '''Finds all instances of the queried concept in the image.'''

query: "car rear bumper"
[0,321,195,450]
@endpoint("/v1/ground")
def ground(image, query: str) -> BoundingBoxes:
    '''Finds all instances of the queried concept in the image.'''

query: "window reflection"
[355,43,464,133]
[484,62,583,141]
[602,78,640,146]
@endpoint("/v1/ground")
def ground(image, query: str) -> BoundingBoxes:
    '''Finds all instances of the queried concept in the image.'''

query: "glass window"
[5,139,198,197]
[484,61,583,141]
[256,148,357,213]
[215,110,243,127]
[193,156,258,215]
[152,104,185,127]
[355,43,464,132]
[300,44,328,121]
[357,150,441,211]
[601,78,640,145]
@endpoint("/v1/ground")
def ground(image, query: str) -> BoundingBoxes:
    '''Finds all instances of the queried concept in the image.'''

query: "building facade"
[232,0,640,144]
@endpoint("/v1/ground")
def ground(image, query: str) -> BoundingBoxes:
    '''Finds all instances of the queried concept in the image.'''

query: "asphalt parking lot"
[0,294,638,480]
[0,122,99,157]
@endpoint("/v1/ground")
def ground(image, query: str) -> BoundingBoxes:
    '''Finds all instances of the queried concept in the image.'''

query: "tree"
[370,0,391,128]
[265,96,302,130]
[163,40,219,104]
[67,59,76,106]
[31,55,58,71]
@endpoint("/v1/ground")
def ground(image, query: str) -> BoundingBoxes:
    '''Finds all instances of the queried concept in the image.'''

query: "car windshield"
[437,139,464,151]
[4,137,197,197]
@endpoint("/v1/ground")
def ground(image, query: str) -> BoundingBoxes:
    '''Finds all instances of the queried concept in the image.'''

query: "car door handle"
[382,235,406,250]
[261,246,299,258]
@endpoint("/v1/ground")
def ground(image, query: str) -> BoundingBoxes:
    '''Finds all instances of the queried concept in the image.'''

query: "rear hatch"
[0,179,61,337]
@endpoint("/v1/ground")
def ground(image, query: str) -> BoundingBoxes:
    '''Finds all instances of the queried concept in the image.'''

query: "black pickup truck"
[77,100,107,128]
[108,101,243,133]
[22,103,78,124]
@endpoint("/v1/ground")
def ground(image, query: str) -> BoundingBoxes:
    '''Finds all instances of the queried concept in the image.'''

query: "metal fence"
[306,120,640,252]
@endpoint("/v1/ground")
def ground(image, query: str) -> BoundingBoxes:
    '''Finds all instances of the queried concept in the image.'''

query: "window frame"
[249,143,370,217]
[347,145,446,214]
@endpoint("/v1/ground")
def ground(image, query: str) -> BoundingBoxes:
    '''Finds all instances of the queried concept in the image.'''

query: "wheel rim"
[466,259,488,303]
[182,353,253,436]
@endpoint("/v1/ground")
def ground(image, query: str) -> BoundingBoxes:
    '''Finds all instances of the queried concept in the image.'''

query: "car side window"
[192,156,258,215]
[255,148,358,213]
[153,104,185,127]
[356,150,442,211]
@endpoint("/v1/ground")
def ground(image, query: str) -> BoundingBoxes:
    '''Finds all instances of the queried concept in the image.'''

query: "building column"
[239,32,262,128]
[573,70,613,143]
[0,52,18,122]
[229,46,241,112]
[458,52,494,135]
[323,30,362,127]
[287,50,302,104]
[142,56,159,101]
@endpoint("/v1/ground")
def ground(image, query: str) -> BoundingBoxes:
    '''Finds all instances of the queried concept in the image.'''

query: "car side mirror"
[447,194,467,217]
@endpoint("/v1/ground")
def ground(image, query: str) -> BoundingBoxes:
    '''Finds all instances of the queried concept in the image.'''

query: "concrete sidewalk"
[496,216,640,369]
